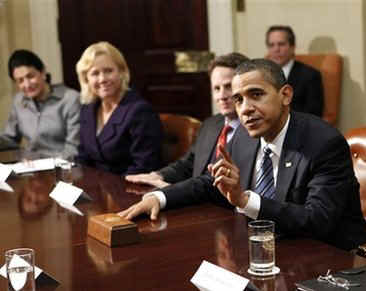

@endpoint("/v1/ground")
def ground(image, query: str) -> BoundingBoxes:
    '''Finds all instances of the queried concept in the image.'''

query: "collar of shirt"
[260,114,290,159]
[225,117,240,130]
[225,117,240,143]
[21,85,60,103]
[21,85,60,111]
[281,59,295,80]
[253,114,290,187]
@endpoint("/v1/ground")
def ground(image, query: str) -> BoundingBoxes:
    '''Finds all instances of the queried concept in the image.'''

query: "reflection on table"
[0,154,365,290]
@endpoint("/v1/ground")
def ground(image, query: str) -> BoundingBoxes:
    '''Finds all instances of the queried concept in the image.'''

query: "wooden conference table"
[0,155,365,290]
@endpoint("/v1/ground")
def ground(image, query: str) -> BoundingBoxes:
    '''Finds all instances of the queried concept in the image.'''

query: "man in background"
[125,52,249,188]
[266,25,324,117]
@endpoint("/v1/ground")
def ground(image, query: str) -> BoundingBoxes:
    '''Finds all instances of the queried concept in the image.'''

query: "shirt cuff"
[143,191,167,209]
[236,190,260,219]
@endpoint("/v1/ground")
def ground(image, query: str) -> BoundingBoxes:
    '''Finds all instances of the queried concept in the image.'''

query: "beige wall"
[234,0,366,133]
[0,0,33,130]
[0,0,62,131]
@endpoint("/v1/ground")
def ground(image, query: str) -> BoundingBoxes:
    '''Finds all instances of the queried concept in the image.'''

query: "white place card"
[0,259,42,279]
[0,163,13,182]
[10,158,56,174]
[49,181,83,205]
[191,260,249,291]
[0,181,14,192]
[0,258,59,286]
[56,201,84,216]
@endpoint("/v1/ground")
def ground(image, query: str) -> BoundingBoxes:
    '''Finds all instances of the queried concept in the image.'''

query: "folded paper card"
[88,213,140,247]
[49,181,84,205]
[56,200,84,216]
[191,260,249,291]
[0,181,14,192]
[0,261,59,286]
[0,163,13,182]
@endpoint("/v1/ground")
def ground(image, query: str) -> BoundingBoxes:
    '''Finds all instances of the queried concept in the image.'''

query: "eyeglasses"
[317,269,360,289]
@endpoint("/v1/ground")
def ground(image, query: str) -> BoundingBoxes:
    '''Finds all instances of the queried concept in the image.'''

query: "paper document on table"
[9,158,59,174]
[191,260,249,291]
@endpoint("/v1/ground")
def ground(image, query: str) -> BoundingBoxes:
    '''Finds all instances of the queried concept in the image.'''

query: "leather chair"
[345,127,366,217]
[295,54,343,126]
[159,113,202,166]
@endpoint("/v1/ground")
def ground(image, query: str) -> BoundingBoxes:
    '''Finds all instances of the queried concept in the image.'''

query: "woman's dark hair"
[8,49,51,83]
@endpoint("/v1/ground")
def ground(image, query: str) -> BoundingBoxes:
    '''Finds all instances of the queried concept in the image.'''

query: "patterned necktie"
[216,124,232,158]
[254,146,275,199]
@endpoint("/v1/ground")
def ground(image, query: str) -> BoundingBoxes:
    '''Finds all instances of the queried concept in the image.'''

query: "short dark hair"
[208,52,249,76]
[266,25,296,46]
[8,49,51,83]
[235,58,287,91]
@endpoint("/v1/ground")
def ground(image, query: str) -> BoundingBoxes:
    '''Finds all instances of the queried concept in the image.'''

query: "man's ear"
[279,84,293,106]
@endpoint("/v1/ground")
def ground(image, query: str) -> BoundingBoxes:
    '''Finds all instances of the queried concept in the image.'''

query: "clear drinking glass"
[54,156,73,184]
[5,248,35,291]
[248,220,276,275]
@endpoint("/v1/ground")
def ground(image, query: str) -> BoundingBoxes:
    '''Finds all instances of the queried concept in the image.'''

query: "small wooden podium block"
[87,213,139,247]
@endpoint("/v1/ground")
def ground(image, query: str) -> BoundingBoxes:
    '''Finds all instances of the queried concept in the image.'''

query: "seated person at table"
[1,49,80,158]
[75,41,163,175]
[126,53,249,188]
[266,25,324,117]
[119,59,366,251]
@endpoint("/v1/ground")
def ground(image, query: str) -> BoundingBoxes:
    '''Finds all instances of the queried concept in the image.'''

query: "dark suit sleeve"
[158,148,195,183]
[303,70,324,117]
[157,115,220,183]
[259,135,357,242]
[162,173,233,210]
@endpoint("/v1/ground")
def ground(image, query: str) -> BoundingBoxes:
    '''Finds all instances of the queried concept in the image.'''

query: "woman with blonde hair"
[76,41,162,175]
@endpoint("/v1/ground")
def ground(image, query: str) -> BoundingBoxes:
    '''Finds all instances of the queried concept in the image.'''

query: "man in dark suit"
[266,25,324,117]
[125,53,248,188]
[119,59,366,251]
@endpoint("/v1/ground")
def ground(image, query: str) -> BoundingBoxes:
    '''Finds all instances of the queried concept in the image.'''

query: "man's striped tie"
[254,146,275,199]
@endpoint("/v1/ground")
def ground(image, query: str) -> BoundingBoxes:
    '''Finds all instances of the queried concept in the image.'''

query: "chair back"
[159,113,202,166]
[295,54,343,126]
[345,127,366,217]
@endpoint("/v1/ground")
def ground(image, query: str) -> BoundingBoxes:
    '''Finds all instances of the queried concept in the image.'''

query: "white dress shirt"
[281,59,295,80]
[236,114,290,219]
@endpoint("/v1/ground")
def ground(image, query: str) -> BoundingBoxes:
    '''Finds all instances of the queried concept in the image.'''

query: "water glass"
[54,158,73,184]
[248,220,275,275]
[5,248,35,291]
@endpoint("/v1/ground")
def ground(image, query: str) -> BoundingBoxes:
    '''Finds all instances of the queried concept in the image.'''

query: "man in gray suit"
[125,52,249,188]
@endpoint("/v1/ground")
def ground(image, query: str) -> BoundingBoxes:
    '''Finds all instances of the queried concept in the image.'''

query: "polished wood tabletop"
[0,160,365,290]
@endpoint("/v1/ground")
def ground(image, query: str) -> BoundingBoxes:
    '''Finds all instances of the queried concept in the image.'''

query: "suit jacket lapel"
[287,61,301,85]
[83,103,100,155]
[275,113,303,203]
[194,115,225,175]
[97,93,131,144]
[231,127,259,190]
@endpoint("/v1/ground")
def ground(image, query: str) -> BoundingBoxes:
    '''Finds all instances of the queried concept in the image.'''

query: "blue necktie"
[254,146,275,199]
